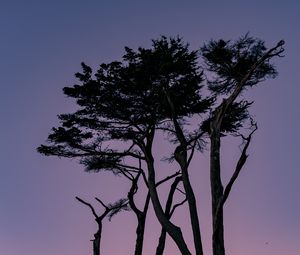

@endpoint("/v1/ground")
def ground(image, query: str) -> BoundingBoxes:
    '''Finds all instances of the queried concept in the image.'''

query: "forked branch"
[213,123,258,232]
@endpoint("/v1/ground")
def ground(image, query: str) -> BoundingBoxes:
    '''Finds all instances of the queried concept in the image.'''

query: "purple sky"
[1,1,299,254]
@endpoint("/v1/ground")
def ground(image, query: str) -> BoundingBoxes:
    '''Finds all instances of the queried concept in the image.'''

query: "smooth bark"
[176,147,204,255]
[208,40,284,255]
[92,223,102,255]
[76,197,108,255]
[147,159,191,255]
[155,176,182,255]
[209,131,225,255]
[142,129,192,255]
[165,89,204,255]
[128,173,151,255]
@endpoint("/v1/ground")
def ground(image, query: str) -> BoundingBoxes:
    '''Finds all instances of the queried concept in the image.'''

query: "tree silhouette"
[128,166,182,255]
[155,176,187,255]
[38,35,284,255]
[75,196,129,255]
[200,35,284,255]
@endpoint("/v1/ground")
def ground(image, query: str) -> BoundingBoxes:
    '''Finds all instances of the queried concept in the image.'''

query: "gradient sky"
[1,1,299,254]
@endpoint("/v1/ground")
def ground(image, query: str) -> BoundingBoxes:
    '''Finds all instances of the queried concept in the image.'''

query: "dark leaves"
[201,34,278,94]
[201,101,252,135]
[107,198,131,221]
[38,35,284,173]
[81,155,122,174]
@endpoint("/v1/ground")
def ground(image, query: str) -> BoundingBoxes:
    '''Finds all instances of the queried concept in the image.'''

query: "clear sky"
[0,1,299,254]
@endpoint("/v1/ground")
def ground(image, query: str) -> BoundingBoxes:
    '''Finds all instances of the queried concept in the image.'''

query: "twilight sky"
[1,1,299,254]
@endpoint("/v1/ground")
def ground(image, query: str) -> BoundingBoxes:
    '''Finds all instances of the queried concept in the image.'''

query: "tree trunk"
[134,215,146,255]
[174,146,203,255]
[93,223,102,255]
[146,154,192,255]
[181,165,204,255]
[128,173,151,255]
[166,88,204,255]
[210,132,225,255]
[156,229,167,255]
[133,194,150,255]
[156,177,181,255]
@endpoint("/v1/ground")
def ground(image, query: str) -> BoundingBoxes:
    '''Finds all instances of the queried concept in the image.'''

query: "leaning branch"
[187,139,198,167]
[95,197,109,210]
[156,171,181,187]
[128,172,143,216]
[76,196,99,219]
[212,40,285,131]
[213,123,257,231]
[224,40,285,112]
[170,198,188,217]
[221,123,257,206]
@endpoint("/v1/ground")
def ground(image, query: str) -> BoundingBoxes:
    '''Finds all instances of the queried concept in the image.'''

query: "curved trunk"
[166,89,204,255]
[128,175,151,255]
[134,194,150,255]
[175,148,203,255]
[156,177,181,255]
[181,166,204,255]
[146,155,192,255]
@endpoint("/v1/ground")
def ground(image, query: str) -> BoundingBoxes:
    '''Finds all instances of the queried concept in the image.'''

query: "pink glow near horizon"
[1,1,299,254]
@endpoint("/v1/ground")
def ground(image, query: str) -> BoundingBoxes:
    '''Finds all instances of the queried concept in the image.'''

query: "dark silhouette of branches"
[75,196,129,255]
[38,34,284,255]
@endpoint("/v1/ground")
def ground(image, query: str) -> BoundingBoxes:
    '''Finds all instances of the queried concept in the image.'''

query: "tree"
[155,176,187,255]
[200,35,284,255]
[128,166,182,255]
[38,35,284,255]
[75,196,129,255]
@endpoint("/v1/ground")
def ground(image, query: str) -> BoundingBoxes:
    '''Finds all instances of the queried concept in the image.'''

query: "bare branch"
[115,167,134,180]
[176,187,186,196]
[187,140,197,167]
[170,198,188,217]
[156,126,176,134]
[127,172,143,216]
[164,176,182,217]
[76,196,99,219]
[156,171,181,187]
[221,123,257,206]
[115,163,142,172]
[213,123,257,232]
[95,197,109,210]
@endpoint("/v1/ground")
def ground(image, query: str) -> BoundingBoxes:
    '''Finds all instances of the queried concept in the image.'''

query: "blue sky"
[0,1,299,254]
